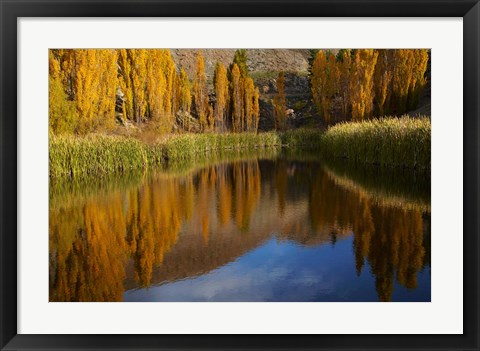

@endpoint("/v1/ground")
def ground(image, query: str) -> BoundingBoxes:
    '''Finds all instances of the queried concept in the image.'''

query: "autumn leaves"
[310,49,429,124]
[49,49,118,134]
[49,49,262,135]
[49,49,430,135]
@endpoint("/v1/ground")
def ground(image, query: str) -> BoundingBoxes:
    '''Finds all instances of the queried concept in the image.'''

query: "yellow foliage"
[193,51,209,131]
[231,64,243,132]
[214,63,229,132]
[244,77,255,132]
[349,49,378,121]
[48,49,118,134]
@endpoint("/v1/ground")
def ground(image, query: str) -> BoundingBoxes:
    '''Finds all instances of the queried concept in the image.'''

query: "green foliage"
[233,49,249,78]
[49,134,148,178]
[321,116,431,170]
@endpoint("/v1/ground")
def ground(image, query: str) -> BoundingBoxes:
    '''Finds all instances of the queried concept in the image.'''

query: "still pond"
[49,150,431,302]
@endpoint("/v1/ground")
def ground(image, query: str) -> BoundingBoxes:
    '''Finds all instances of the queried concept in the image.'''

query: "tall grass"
[49,135,149,178]
[321,116,431,170]
[50,116,431,177]
[280,128,323,149]
[156,132,280,162]
[50,132,281,178]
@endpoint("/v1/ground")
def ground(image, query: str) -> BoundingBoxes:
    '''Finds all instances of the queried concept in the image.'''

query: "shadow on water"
[49,149,430,302]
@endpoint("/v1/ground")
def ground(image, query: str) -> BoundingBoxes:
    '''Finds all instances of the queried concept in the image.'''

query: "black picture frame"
[1,0,478,350]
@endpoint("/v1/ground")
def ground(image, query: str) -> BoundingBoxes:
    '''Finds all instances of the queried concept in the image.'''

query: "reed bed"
[321,116,431,170]
[49,135,148,178]
[50,116,431,177]
[280,128,323,149]
[50,147,280,210]
[156,132,281,162]
[50,132,281,178]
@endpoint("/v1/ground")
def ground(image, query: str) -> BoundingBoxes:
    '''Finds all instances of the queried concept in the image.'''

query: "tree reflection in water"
[49,156,430,302]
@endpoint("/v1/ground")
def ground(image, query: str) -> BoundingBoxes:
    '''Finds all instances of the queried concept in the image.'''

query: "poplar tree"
[253,87,260,133]
[311,51,333,124]
[233,49,249,78]
[49,50,78,134]
[244,77,255,132]
[174,68,192,131]
[50,49,117,133]
[392,49,414,115]
[193,51,209,131]
[349,49,378,120]
[214,62,229,132]
[145,50,167,124]
[337,49,352,118]
[373,49,392,116]
[407,49,429,110]
[230,64,242,132]
[118,49,148,125]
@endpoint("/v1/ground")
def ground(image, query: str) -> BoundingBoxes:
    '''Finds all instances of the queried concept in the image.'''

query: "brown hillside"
[170,49,311,79]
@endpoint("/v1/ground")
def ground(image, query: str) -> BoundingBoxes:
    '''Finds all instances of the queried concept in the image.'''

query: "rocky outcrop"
[170,49,311,80]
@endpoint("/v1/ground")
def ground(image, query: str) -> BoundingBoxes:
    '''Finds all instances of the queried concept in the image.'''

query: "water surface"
[49,151,431,302]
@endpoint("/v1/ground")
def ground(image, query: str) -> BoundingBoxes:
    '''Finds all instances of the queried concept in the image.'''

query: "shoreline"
[50,117,431,178]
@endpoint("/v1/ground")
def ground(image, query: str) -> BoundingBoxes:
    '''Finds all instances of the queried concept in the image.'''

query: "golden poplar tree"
[349,49,378,121]
[146,50,167,123]
[163,50,177,120]
[50,49,117,133]
[193,51,209,131]
[214,62,229,132]
[176,68,192,131]
[118,49,148,125]
[407,49,429,110]
[49,50,78,134]
[143,49,177,132]
[230,63,242,132]
[96,49,118,131]
[244,77,255,132]
[373,49,392,116]
[179,68,192,114]
[117,49,134,122]
[71,49,95,131]
[337,49,352,118]
[311,51,333,124]
[392,49,415,114]
[130,49,148,124]
[326,52,338,123]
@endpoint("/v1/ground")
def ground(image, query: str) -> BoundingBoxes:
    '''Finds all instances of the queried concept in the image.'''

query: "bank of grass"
[50,116,431,178]
[50,147,280,210]
[280,128,323,148]
[50,132,281,178]
[321,116,431,171]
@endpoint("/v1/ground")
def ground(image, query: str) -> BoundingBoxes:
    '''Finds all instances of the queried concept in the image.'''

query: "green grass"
[50,132,281,178]
[321,116,431,170]
[50,147,281,210]
[280,128,324,149]
[50,116,431,178]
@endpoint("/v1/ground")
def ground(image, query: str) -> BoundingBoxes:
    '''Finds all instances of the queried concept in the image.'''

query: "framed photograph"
[1,0,478,350]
